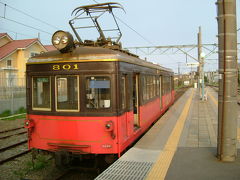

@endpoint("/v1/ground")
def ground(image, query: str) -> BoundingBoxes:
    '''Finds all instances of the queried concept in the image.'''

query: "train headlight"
[53,36,61,45]
[61,36,68,44]
[52,30,75,53]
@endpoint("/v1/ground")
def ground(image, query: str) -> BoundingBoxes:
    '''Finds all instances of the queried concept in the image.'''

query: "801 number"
[52,64,79,71]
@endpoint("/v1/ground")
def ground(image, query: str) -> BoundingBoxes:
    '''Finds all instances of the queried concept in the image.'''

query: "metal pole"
[202,56,205,100]
[198,26,203,98]
[178,62,181,87]
[4,4,6,18]
[217,0,238,162]
[38,33,40,41]
[190,65,193,86]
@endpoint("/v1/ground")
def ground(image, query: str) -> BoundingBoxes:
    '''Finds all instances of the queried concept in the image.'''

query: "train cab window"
[32,77,51,110]
[86,76,111,109]
[56,76,79,111]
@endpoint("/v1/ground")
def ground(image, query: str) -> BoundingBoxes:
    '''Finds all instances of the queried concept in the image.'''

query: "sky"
[0,0,239,73]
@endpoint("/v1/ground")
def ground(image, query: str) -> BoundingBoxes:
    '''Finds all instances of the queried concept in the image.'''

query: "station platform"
[95,87,240,180]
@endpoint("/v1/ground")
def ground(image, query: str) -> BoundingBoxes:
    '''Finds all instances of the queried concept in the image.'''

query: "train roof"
[27,46,173,73]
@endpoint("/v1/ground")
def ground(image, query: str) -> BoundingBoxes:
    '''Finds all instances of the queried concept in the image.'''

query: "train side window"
[143,75,147,101]
[162,76,166,95]
[32,77,51,111]
[150,76,154,98]
[121,75,126,109]
[147,76,150,100]
[56,75,79,111]
[86,76,111,109]
[153,76,156,97]
[169,76,171,93]
[156,77,159,96]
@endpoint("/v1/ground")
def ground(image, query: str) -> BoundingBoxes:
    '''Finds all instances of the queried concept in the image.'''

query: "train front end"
[25,31,122,167]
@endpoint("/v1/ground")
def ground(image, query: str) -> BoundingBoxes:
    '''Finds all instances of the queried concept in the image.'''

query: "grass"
[0,107,26,121]
[13,154,51,179]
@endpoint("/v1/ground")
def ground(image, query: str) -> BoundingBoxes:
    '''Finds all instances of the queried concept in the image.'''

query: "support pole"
[178,62,181,87]
[217,0,238,162]
[198,26,205,99]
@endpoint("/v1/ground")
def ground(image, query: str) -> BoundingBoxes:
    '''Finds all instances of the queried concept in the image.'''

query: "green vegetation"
[175,85,184,90]
[0,107,26,120]
[14,154,51,179]
[14,107,26,114]
[0,110,11,117]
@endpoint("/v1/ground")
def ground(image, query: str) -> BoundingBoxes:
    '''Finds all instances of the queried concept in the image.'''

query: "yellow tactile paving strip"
[146,89,194,180]
[207,90,217,106]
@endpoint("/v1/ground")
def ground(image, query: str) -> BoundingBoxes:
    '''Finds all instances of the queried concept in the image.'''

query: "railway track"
[0,126,24,134]
[175,86,190,102]
[0,126,29,165]
[0,126,26,140]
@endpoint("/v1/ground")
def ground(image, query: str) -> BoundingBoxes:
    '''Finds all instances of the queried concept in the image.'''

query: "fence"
[0,78,26,114]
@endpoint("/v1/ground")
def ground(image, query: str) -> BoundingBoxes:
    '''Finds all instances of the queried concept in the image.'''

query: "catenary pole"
[217,0,238,162]
[198,27,204,99]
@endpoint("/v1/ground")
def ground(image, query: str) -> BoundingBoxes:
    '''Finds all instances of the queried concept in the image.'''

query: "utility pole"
[217,0,238,162]
[198,26,205,100]
[190,64,193,86]
[178,62,181,87]
[38,33,41,41]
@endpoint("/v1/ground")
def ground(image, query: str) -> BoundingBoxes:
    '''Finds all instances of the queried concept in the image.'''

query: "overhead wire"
[90,0,193,71]
[0,16,52,35]
[0,27,35,38]
[90,0,155,46]
[0,27,50,42]
[0,1,59,30]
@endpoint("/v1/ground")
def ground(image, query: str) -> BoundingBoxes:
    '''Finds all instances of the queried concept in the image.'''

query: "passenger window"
[56,76,79,111]
[32,77,51,110]
[121,75,126,109]
[86,76,111,109]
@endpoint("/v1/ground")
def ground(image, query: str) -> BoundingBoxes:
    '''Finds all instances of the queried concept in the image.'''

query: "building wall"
[17,43,45,79]
[0,42,46,86]
[0,36,11,47]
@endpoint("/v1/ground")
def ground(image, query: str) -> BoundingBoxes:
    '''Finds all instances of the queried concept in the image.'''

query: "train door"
[133,73,140,130]
[159,76,162,109]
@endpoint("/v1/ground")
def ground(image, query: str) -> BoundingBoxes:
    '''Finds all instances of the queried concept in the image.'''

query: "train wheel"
[54,151,71,170]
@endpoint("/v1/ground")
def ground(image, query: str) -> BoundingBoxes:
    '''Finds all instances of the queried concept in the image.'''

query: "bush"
[0,110,11,117]
[14,107,26,114]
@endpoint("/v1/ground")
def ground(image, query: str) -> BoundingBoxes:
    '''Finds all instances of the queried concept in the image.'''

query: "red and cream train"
[24,3,175,167]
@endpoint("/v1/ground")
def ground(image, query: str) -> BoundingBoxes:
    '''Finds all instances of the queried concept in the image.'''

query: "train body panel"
[25,46,175,163]
[26,92,173,156]
[27,114,119,154]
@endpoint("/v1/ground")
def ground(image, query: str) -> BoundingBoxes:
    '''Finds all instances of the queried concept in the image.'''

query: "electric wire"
[0,16,52,35]
[90,0,155,46]
[115,16,155,46]
[0,27,35,38]
[0,1,59,30]
[0,27,50,42]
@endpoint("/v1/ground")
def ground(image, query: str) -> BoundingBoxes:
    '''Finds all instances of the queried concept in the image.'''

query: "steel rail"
[0,131,26,140]
[0,126,24,134]
[0,139,27,152]
[0,150,30,165]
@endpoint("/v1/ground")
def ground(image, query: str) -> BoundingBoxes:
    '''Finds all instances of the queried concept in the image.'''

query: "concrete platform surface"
[166,148,240,180]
